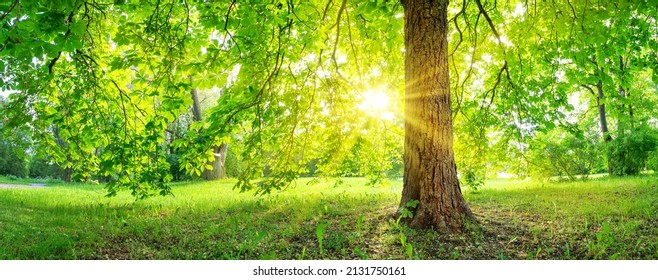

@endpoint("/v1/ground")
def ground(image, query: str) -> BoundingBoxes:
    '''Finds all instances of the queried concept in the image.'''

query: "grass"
[0,175,657,259]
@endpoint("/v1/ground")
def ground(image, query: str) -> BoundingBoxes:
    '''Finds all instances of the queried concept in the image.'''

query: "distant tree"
[0,125,28,178]
[189,82,229,181]
[28,154,61,179]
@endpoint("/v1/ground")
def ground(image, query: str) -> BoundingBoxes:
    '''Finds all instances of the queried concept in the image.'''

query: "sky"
[0,90,14,98]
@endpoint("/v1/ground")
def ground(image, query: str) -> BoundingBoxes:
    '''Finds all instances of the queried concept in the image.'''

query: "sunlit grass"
[1,175,657,259]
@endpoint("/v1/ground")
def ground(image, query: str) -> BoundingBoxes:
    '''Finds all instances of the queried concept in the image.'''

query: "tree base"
[396,204,474,233]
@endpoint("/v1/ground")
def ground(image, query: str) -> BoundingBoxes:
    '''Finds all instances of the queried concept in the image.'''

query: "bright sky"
[0,90,13,98]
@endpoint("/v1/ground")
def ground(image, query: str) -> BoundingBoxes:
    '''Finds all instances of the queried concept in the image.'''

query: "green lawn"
[1,175,657,259]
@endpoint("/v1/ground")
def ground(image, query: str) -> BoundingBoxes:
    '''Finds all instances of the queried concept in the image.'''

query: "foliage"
[1,0,657,198]
[0,140,27,178]
[526,129,604,180]
[315,221,327,257]
[647,150,658,172]
[608,127,658,176]
[223,147,242,178]
[28,154,61,179]
[398,199,419,220]
[0,121,28,178]
[165,152,191,182]
[461,167,485,191]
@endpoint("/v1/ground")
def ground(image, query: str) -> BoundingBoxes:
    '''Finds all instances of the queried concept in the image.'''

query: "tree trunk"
[399,0,472,232]
[595,79,615,175]
[52,125,73,182]
[190,84,203,122]
[202,143,228,180]
[618,55,634,129]
[595,80,611,142]
[189,76,228,180]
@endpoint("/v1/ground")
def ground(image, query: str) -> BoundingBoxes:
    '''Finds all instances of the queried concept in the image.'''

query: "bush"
[608,127,657,176]
[223,148,242,178]
[460,166,484,191]
[526,129,604,180]
[648,150,658,172]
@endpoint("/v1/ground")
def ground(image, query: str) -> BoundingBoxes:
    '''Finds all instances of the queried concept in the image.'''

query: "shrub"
[526,129,603,180]
[460,166,484,191]
[224,148,242,178]
[608,127,657,176]
[647,150,658,172]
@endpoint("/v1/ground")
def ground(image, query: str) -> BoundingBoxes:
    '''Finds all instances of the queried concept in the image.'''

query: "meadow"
[1,175,657,260]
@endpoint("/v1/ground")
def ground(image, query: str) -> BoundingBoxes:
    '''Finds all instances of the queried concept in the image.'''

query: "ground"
[0,176,657,259]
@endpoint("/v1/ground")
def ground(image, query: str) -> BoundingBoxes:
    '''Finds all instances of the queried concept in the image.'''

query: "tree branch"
[48,10,77,73]
[331,0,347,74]
[580,84,596,96]
[0,0,19,22]
[475,0,501,43]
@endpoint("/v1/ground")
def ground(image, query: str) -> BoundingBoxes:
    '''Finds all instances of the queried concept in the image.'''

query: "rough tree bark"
[189,78,228,180]
[399,0,473,231]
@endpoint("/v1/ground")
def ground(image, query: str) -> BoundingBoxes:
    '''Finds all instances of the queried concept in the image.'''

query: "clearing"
[0,176,657,259]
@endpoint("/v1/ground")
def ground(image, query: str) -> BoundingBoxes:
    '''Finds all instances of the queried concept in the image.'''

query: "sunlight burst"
[358,89,390,112]
[357,88,396,121]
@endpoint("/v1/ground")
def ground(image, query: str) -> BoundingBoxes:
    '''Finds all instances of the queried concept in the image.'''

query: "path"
[0,183,47,189]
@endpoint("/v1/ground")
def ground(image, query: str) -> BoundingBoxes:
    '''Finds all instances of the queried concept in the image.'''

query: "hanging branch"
[48,10,77,74]
[331,0,347,79]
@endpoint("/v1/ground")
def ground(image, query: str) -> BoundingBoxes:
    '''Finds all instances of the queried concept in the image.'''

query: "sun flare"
[358,89,390,112]
[357,89,396,121]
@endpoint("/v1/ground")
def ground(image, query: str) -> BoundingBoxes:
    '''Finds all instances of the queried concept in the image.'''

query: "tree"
[398,0,472,230]
[509,0,658,176]
[189,80,228,180]
[3,0,656,232]
[0,101,28,178]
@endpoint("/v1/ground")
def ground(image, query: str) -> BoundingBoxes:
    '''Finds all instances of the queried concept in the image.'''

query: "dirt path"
[0,183,47,189]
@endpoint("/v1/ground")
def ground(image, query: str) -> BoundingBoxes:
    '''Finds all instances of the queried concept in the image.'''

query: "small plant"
[398,200,419,223]
[298,246,306,260]
[353,247,368,259]
[399,232,413,259]
[452,247,460,260]
[405,243,413,259]
[316,221,327,257]
[587,222,616,259]
[356,215,364,237]
[534,246,542,259]
[563,242,571,258]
